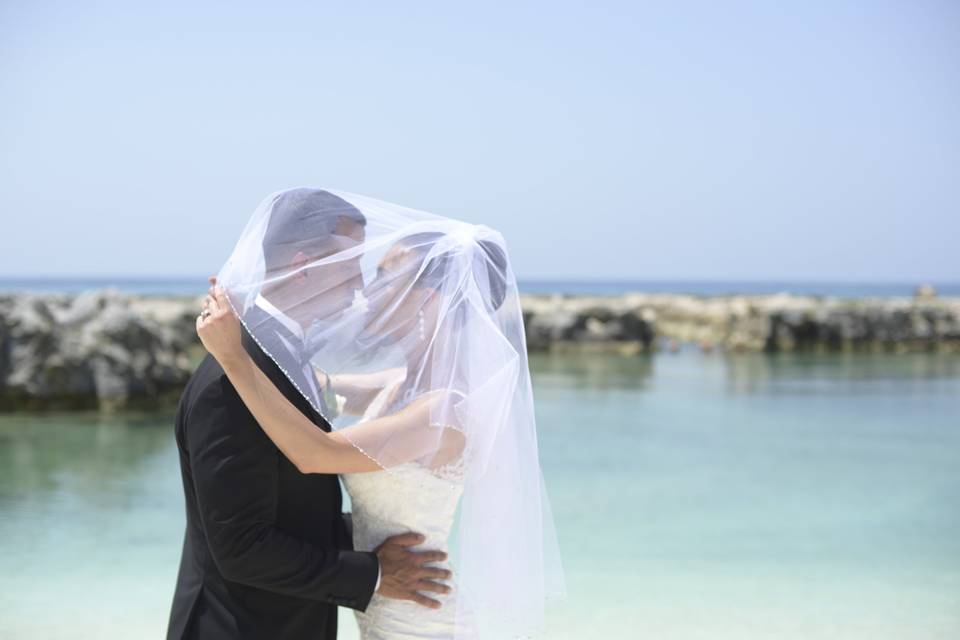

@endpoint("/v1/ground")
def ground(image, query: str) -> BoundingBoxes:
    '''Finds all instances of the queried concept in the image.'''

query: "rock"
[519,292,960,354]
[524,304,580,350]
[0,291,195,410]
[3,287,959,410]
[521,295,655,351]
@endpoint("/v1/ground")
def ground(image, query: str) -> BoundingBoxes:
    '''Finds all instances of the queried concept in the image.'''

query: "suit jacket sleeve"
[184,374,379,611]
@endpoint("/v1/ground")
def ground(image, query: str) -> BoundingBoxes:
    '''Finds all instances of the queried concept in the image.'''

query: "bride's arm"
[198,288,450,474]
[214,347,383,474]
[319,369,405,416]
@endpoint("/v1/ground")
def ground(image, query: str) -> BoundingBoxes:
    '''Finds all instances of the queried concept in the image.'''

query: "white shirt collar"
[254,292,305,341]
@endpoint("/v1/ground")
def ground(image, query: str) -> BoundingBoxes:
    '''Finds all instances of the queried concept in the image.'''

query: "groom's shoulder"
[178,354,241,426]
[176,356,269,456]
[183,352,225,392]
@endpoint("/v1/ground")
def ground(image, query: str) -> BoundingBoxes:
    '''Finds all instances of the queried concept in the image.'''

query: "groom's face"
[288,216,365,325]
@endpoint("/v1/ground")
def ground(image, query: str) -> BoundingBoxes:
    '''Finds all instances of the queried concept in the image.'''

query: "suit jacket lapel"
[241,305,331,431]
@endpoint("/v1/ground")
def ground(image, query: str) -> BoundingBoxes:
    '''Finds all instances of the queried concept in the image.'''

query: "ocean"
[1,348,958,638]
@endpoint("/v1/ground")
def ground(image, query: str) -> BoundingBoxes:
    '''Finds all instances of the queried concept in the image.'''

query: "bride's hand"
[196,286,244,366]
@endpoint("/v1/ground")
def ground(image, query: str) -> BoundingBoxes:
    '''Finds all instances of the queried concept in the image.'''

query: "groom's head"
[261,188,367,326]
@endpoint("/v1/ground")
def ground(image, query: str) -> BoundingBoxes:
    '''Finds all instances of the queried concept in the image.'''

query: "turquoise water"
[1,350,958,638]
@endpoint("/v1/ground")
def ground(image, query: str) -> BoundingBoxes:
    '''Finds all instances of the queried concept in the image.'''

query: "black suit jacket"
[167,308,378,640]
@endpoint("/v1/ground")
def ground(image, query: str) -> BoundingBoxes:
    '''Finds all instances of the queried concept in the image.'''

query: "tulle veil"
[217,187,564,638]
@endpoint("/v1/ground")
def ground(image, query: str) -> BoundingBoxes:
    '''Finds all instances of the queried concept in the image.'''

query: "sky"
[1,1,957,282]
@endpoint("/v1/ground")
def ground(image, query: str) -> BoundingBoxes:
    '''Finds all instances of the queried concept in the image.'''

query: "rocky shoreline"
[523,289,960,354]
[2,288,958,410]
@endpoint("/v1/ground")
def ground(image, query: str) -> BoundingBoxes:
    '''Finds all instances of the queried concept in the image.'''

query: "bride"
[196,188,563,639]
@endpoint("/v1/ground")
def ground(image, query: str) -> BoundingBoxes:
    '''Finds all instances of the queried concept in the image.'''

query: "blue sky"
[1,1,957,282]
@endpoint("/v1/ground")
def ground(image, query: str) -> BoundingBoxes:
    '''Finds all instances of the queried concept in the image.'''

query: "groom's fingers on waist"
[413,550,447,563]
[419,567,452,580]
[417,579,451,595]
[408,592,442,609]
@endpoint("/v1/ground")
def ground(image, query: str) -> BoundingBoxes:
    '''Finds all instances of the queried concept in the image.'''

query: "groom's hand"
[374,532,451,609]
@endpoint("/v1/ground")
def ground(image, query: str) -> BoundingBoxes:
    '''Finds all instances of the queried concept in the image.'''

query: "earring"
[418,310,426,341]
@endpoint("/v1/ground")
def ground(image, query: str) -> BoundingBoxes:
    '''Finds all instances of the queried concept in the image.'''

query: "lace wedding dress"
[342,460,477,639]
[338,379,477,639]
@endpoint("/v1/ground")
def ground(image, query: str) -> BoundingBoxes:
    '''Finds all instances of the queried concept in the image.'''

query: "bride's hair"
[397,231,508,311]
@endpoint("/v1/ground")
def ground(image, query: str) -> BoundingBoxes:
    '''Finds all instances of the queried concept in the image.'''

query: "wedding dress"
[339,380,476,639]
[343,462,476,639]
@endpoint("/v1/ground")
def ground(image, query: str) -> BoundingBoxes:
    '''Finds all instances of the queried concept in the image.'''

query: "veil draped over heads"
[217,187,564,638]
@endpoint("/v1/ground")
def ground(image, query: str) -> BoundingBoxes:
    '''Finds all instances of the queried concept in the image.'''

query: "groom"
[167,189,444,639]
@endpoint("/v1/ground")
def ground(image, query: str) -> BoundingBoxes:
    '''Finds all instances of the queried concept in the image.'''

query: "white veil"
[217,187,564,638]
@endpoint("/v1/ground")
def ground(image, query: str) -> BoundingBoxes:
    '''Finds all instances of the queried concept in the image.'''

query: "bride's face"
[360,244,439,350]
